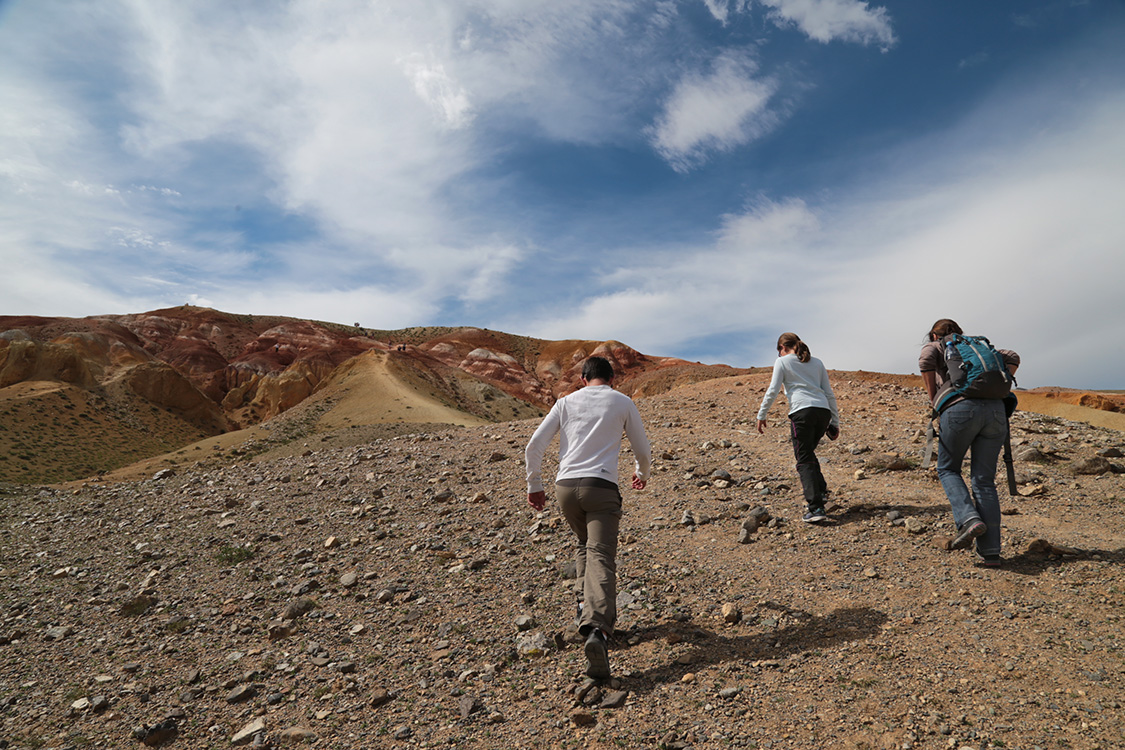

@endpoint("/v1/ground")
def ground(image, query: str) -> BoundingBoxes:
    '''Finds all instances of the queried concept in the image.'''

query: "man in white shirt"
[525,356,651,680]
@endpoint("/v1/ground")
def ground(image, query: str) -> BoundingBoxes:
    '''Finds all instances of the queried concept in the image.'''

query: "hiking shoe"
[584,628,611,680]
[976,553,1002,569]
[951,519,986,549]
[803,508,828,523]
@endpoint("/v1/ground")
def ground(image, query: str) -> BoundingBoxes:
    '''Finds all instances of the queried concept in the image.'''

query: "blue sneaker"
[803,507,827,523]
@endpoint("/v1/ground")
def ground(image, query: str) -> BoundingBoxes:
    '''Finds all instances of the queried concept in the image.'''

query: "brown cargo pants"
[556,477,622,636]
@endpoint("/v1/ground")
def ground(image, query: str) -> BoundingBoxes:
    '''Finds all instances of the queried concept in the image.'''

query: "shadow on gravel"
[826,502,948,526]
[622,604,888,694]
[994,546,1125,576]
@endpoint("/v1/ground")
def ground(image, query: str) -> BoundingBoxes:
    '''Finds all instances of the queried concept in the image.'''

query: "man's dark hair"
[582,356,614,382]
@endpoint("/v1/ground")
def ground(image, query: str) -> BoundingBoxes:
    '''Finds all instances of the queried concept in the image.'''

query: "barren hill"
[0,308,748,484]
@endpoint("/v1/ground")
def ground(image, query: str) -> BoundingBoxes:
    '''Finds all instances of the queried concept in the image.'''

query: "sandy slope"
[1014,391,1125,432]
[304,350,490,430]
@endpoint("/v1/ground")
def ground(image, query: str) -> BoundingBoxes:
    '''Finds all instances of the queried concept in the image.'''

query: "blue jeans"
[937,399,1007,556]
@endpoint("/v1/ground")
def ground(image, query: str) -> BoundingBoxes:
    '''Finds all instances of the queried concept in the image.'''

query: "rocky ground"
[2,372,1123,750]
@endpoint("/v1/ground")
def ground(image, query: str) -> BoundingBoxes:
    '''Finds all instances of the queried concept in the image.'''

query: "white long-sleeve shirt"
[756,354,839,426]
[525,385,652,494]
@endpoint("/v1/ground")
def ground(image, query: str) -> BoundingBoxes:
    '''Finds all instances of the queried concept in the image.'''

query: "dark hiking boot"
[951,519,986,549]
[584,628,611,680]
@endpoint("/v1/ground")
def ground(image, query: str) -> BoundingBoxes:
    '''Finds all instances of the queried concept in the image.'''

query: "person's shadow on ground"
[618,602,888,694]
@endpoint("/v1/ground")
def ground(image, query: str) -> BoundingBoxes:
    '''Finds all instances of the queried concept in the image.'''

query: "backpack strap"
[1003,394,1018,495]
[921,415,938,469]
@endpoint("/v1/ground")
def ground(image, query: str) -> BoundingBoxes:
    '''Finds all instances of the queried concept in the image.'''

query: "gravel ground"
[2,372,1123,750]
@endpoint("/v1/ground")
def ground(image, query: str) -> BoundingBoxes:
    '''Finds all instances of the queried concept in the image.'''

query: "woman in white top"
[756,332,840,523]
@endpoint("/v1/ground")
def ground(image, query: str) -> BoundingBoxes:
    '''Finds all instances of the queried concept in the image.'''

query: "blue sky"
[2,1,1123,389]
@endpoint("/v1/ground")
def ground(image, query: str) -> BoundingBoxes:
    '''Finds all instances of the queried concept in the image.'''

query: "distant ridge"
[0,307,749,483]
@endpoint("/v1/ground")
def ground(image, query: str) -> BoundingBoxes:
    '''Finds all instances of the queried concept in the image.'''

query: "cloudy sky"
[2,1,1123,389]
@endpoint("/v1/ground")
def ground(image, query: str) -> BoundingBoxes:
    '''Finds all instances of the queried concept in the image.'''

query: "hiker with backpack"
[757,333,841,524]
[920,319,1019,568]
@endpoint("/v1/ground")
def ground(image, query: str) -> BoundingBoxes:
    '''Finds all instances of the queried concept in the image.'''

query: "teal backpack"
[933,334,1015,413]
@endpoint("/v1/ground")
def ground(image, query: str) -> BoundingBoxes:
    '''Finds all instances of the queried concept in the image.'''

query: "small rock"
[230,717,266,745]
[864,454,911,473]
[904,517,925,534]
[393,725,413,739]
[44,625,74,641]
[570,710,597,727]
[135,718,178,747]
[721,603,741,624]
[283,598,318,620]
[226,685,257,704]
[370,688,392,707]
[599,690,629,709]
[458,694,481,719]
[515,615,536,631]
[516,631,553,657]
[863,567,879,579]
[1071,457,1112,476]
[278,726,317,744]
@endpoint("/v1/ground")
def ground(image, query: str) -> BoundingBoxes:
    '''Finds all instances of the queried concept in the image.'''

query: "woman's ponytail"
[777,332,811,363]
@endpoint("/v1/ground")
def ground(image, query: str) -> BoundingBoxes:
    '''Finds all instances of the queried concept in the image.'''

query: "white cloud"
[649,52,778,172]
[760,0,896,48]
[515,83,1125,389]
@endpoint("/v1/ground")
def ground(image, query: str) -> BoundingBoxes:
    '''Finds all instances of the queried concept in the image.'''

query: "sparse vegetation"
[215,545,257,565]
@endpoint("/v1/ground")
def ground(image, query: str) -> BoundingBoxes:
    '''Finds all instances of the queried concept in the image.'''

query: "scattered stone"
[718,687,740,699]
[267,619,298,641]
[226,684,257,703]
[44,625,73,640]
[721,603,741,624]
[864,454,911,473]
[152,468,176,481]
[133,718,178,747]
[278,726,317,745]
[458,694,481,719]
[370,688,392,708]
[283,598,318,620]
[1097,446,1123,458]
[904,517,925,534]
[1071,456,1112,475]
[1027,538,1083,556]
[515,614,536,631]
[570,710,597,727]
[231,717,266,746]
[1016,446,1049,462]
[516,631,553,657]
[392,725,412,739]
[339,571,359,588]
[854,469,867,480]
[599,690,629,709]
